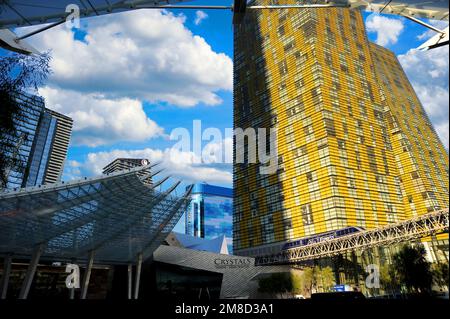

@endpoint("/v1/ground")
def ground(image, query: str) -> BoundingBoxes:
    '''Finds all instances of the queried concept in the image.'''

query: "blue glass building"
[185,183,233,253]
[5,94,45,189]
[25,112,58,187]
[4,93,73,189]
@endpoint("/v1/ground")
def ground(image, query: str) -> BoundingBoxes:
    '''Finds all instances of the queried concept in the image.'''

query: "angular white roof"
[173,232,229,255]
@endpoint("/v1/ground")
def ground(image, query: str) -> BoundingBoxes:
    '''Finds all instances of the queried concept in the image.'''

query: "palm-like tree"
[392,244,433,295]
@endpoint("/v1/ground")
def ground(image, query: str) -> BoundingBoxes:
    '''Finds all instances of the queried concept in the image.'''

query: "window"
[278,60,288,76]
[296,146,307,157]
[277,25,285,37]
[304,125,314,136]
[330,176,338,187]
[284,40,295,53]
[317,138,328,149]
[301,204,314,226]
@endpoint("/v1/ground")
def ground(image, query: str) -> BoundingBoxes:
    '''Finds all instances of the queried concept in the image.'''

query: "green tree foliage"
[392,244,433,294]
[0,53,51,188]
[431,261,449,291]
[301,267,316,296]
[291,273,304,295]
[258,272,293,299]
[317,267,335,292]
[258,267,337,298]
[380,264,400,297]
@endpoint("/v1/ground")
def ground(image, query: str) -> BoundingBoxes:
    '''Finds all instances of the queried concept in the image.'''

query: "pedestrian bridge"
[255,209,449,266]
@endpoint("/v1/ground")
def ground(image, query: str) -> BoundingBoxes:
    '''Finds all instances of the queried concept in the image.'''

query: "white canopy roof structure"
[0,1,448,54]
[0,0,447,29]
[0,0,193,28]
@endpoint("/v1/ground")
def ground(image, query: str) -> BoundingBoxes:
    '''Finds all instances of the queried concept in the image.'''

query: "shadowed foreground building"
[233,1,448,262]
[0,165,192,299]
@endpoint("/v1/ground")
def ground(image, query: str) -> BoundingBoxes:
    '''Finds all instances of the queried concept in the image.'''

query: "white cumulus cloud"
[23,9,233,107]
[40,86,164,147]
[69,147,233,185]
[366,14,404,46]
[13,9,234,147]
[398,46,449,149]
[417,20,449,40]
[194,11,209,25]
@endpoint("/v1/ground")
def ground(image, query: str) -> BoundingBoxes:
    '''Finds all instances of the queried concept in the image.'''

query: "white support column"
[18,243,45,299]
[134,253,143,300]
[0,254,13,299]
[127,264,133,300]
[80,250,95,299]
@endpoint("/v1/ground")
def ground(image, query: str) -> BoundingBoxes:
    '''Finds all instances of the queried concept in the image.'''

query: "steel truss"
[256,209,449,266]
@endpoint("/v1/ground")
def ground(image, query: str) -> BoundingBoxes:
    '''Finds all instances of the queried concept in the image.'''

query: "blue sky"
[1,4,448,193]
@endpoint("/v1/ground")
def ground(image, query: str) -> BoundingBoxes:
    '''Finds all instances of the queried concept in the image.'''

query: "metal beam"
[80,250,95,299]
[247,4,349,9]
[133,253,143,300]
[37,167,164,245]
[1,0,447,30]
[403,15,447,35]
[136,5,232,10]
[16,19,67,41]
[87,180,178,254]
[0,162,158,200]
[18,243,45,299]
[140,184,194,260]
[0,254,13,299]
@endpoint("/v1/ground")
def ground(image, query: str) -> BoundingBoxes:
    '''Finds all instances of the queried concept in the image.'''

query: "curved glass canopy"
[0,164,192,264]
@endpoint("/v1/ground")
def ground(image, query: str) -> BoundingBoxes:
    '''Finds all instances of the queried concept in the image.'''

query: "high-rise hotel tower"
[4,93,73,190]
[233,1,449,259]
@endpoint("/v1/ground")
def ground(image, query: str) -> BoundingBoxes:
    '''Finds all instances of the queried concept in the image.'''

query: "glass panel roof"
[0,165,192,264]
[1,0,447,29]
[0,0,192,28]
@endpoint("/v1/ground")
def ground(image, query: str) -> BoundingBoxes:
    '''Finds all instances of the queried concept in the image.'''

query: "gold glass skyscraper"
[233,0,449,258]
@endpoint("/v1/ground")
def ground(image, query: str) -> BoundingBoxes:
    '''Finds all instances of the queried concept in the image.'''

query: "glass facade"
[154,262,223,300]
[5,94,45,189]
[233,1,449,257]
[25,112,57,187]
[3,93,73,190]
[185,184,233,253]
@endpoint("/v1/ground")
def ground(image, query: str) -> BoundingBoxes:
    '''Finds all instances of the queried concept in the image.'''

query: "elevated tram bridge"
[255,209,449,266]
